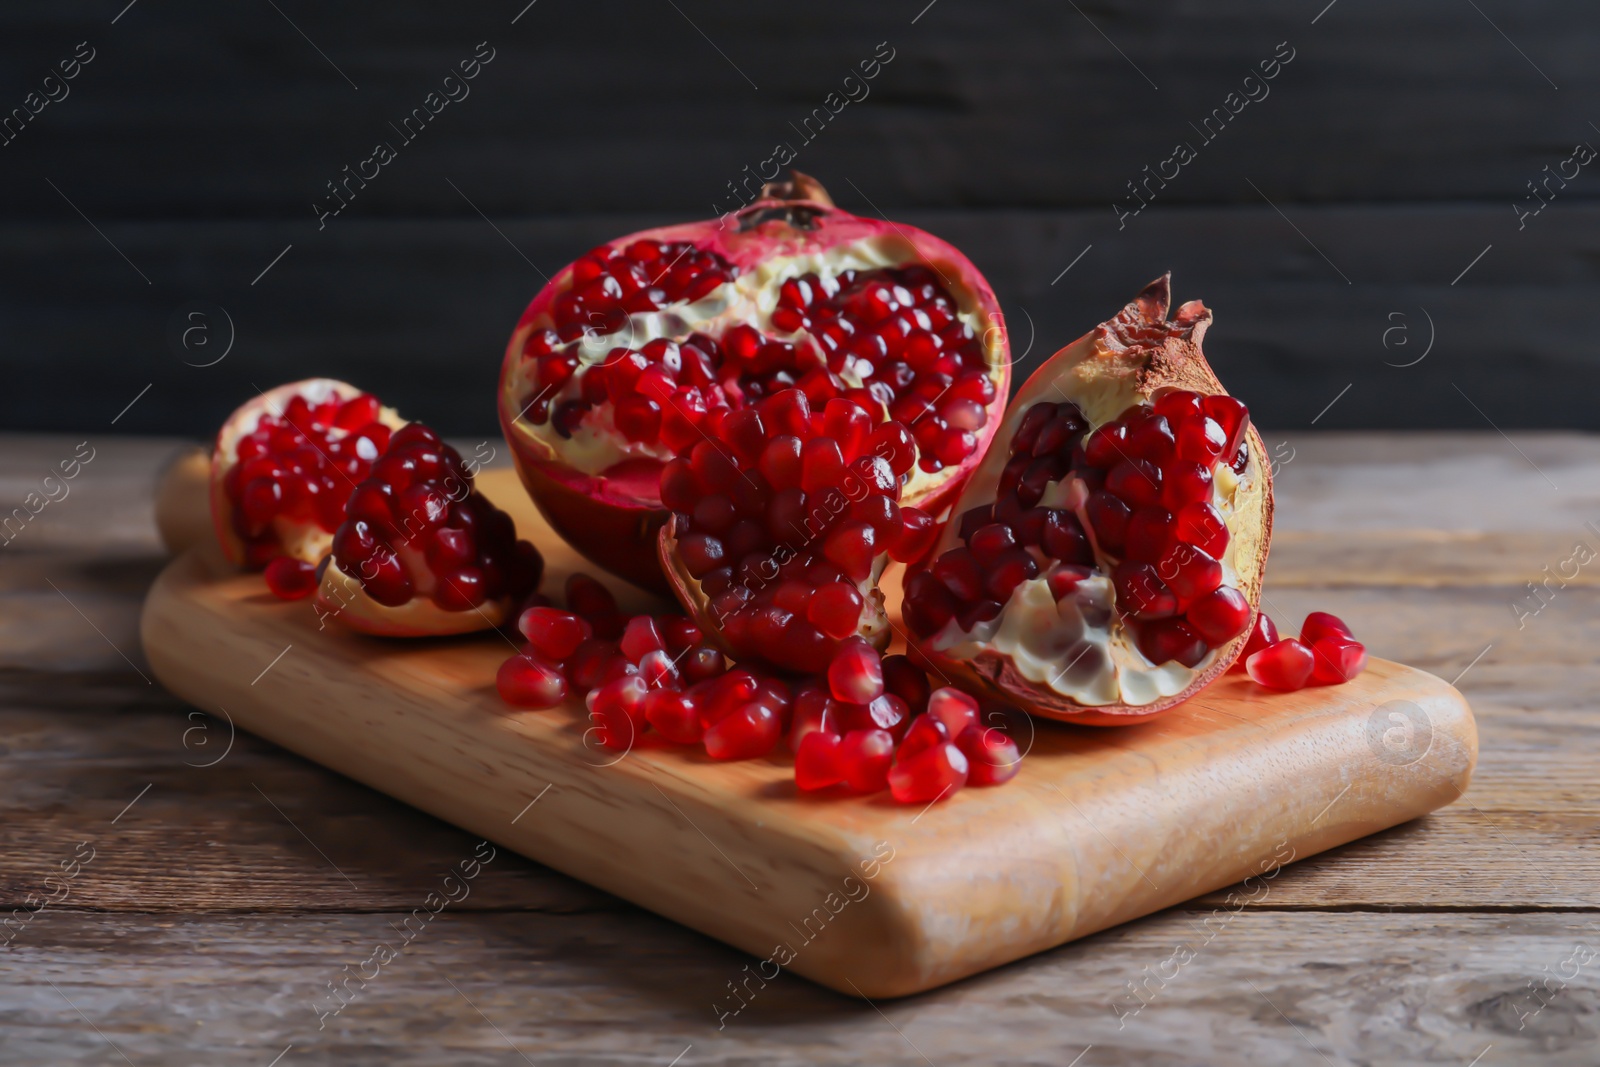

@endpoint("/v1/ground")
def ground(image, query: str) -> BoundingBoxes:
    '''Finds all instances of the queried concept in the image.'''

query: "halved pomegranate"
[315,423,543,636]
[498,172,1010,592]
[654,388,932,674]
[210,379,404,579]
[903,275,1274,724]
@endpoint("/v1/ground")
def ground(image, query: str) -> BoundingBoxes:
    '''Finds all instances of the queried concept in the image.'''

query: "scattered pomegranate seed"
[519,607,592,661]
[955,724,1022,786]
[838,728,895,794]
[704,702,782,760]
[888,741,969,804]
[1233,611,1279,671]
[496,654,567,709]
[795,731,845,791]
[1300,611,1354,647]
[264,557,318,600]
[1246,638,1316,691]
[926,687,979,738]
[1309,635,1368,685]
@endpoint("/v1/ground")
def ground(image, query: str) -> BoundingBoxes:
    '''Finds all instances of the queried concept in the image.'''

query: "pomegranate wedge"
[903,275,1273,723]
[316,423,543,636]
[210,379,404,571]
[499,171,1010,592]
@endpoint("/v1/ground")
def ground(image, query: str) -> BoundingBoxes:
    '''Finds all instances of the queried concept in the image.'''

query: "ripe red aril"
[955,724,1022,786]
[903,275,1274,724]
[1309,635,1368,685]
[795,731,845,791]
[1301,611,1354,646]
[210,379,405,574]
[1246,638,1316,690]
[500,172,1011,594]
[263,557,318,600]
[316,423,544,635]
[496,654,567,709]
[888,741,969,804]
[838,728,895,794]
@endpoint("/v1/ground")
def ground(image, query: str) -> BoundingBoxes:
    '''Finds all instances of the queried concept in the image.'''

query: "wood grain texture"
[10,204,1600,438]
[1,432,1592,1064]
[138,467,1477,998]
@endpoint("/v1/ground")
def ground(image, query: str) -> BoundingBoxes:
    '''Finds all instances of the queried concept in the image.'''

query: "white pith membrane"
[210,378,403,566]
[503,234,999,498]
[924,350,1265,708]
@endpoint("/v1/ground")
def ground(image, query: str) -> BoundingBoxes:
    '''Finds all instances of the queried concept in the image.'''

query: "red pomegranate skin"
[498,173,1011,593]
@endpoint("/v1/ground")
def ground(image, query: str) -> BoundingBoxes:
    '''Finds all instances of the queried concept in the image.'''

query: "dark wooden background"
[3,0,1594,436]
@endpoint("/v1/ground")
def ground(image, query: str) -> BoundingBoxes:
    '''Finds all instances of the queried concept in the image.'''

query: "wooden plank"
[5,202,1599,437]
[3,909,1593,1065]
[1,1,1594,215]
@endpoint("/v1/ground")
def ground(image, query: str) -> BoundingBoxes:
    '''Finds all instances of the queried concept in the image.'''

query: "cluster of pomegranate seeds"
[548,239,734,343]
[224,391,391,568]
[904,389,1255,670]
[660,386,935,673]
[331,424,542,611]
[794,639,1021,803]
[519,260,996,472]
[495,576,1023,803]
[1237,610,1368,691]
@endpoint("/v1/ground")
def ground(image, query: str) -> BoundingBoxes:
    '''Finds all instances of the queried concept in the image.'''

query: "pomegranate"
[315,423,543,636]
[210,379,404,571]
[903,275,1274,724]
[498,172,1011,593]
[655,388,931,674]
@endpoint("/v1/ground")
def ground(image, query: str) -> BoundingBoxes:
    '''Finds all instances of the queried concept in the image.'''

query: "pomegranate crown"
[1102,273,1213,353]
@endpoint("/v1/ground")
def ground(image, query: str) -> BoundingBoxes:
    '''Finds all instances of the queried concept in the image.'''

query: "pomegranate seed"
[838,728,895,793]
[1235,611,1279,669]
[519,608,591,661]
[828,637,884,704]
[1186,587,1252,644]
[897,714,949,761]
[704,703,782,760]
[1047,564,1095,600]
[956,724,1021,786]
[497,653,567,709]
[890,507,939,563]
[585,675,647,749]
[1301,611,1354,646]
[926,687,979,737]
[795,731,845,790]
[264,557,317,600]
[881,655,930,714]
[1173,501,1229,559]
[807,581,865,640]
[1156,544,1222,602]
[638,691,697,744]
[620,615,666,662]
[1124,508,1176,563]
[1309,636,1367,685]
[1203,394,1250,454]
[888,742,969,804]
[1137,618,1208,668]
[1113,562,1178,620]
[1246,639,1316,690]
[1106,459,1162,507]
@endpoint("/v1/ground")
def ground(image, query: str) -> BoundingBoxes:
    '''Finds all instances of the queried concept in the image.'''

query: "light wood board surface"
[0,431,1592,1065]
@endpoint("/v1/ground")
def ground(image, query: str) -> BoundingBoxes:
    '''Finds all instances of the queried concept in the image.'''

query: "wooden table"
[2,431,1594,1066]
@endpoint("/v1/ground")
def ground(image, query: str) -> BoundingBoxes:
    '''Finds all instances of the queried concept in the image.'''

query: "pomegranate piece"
[496,654,567,709]
[519,607,592,661]
[210,379,405,570]
[1246,639,1316,691]
[264,557,318,600]
[316,422,544,636]
[902,275,1274,725]
[658,388,909,674]
[1232,610,1280,671]
[838,728,895,794]
[704,702,783,760]
[1301,611,1354,647]
[1309,635,1368,685]
[795,731,845,791]
[888,741,969,804]
[926,687,980,738]
[586,675,648,750]
[499,172,1011,593]
[828,637,884,704]
[955,724,1022,786]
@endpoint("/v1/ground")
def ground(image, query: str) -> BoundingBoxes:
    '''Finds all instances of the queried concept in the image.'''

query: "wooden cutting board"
[140,468,1476,999]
